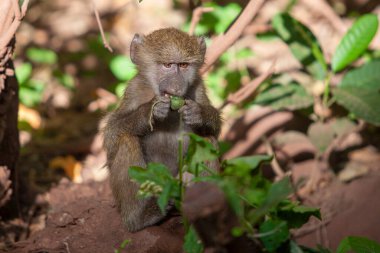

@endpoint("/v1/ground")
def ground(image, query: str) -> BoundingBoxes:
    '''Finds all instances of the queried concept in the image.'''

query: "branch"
[200,0,266,74]
[301,0,347,35]
[0,0,29,49]
[218,61,275,110]
[91,0,113,53]
[188,6,214,36]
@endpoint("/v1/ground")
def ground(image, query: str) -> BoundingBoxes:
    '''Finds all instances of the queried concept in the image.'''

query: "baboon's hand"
[179,99,203,126]
[153,96,170,121]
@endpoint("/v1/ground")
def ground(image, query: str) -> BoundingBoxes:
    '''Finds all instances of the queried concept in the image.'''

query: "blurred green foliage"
[183,3,242,35]
[109,55,137,97]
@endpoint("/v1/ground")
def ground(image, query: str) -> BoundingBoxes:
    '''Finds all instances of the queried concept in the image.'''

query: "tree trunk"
[0,0,20,208]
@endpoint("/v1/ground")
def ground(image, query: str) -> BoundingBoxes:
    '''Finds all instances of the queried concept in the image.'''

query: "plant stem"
[322,71,332,109]
[178,113,189,231]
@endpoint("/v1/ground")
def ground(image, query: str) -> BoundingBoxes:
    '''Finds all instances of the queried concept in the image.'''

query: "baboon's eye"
[179,63,189,69]
[163,63,172,68]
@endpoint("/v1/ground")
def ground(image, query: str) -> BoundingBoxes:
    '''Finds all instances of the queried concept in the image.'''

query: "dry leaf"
[49,156,83,183]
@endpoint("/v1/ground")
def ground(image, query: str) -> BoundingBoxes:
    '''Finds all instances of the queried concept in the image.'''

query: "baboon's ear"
[130,34,144,64]
[197,36,206,56]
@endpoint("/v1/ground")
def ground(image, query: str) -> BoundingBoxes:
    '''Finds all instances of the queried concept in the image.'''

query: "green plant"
[248,12,379,169]
[129,133,320,252]
[15,47,76,107]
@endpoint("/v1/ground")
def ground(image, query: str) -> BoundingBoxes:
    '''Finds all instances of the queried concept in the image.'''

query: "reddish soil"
[2,170,379,253]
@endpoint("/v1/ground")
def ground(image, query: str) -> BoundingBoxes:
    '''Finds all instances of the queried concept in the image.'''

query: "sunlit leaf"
[110,55,137,81]
[26,48,57,64]
[115,82,128,98]
[332,14,379,72]
[272,13,327,80]
[15,63,32,84]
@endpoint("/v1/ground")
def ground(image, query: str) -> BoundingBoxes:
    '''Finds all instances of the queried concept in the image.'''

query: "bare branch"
[21,0,30,17]
[0,0,29,50]
[262,136,285,179]
[11,0,21,21]
[218,61,275,110]
[91,0,114,53]
[200,0,266,74]
[188,7,214,36]
[301,0,347,35]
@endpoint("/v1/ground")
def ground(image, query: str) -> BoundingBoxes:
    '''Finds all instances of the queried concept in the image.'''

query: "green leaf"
[183,226,204,253]
[19,79,45,107]
[331,118,356,138]
[272,13,327,80]
[53,70,75,89]
[339,59,380,89]
[129,163,180,212]
[157,183,173,213]
[192,3,241,35]
[115,82,128,97]
[333,86,380,125]
[110,55,137,81]
[278,201,320,228]
[15,63,32,84]
[221,181,244,217]
[259,220,289,252]
[290,240,305,253]
[223,155,272,177]
[249,177,293,224]
[254,83,314,111]
[129,163,172,184]
[185,133,218,172]
[307,122,335,153]
[336,236,380,253]
[26,48,57,64]
[332,14,379,72]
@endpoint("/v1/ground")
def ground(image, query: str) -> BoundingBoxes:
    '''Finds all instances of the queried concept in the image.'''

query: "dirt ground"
[1,169,379,253]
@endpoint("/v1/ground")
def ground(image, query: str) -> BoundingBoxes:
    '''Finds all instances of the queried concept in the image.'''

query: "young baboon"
[103,28,221,232]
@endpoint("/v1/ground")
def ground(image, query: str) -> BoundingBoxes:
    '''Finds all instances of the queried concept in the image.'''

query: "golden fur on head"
[137,28,206,65]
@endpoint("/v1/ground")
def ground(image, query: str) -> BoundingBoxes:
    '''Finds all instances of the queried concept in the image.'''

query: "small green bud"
[170,96,185,110]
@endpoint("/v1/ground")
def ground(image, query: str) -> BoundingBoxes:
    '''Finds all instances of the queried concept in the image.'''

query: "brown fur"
[103,28,220,232]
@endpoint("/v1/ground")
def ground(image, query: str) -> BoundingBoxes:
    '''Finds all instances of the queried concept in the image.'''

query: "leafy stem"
[178,112,189,231]
[322,71,332,110]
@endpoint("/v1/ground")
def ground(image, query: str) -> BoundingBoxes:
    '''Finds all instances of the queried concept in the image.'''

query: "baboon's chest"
[141,113,191,175]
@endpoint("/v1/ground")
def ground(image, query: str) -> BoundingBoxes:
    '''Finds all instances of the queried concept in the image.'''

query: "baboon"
[103,28,221,232]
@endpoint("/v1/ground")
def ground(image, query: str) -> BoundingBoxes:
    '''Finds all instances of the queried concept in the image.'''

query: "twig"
[188,7,214,36]
[63,241,71,253]
[301,0,347,35]
[0,0,29,49]
[262,136,285,179]
[91,0,113,53]
[21,0,29,16]
[200,0,266,74]
[218,61,275,110]
[11,0,21,20]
